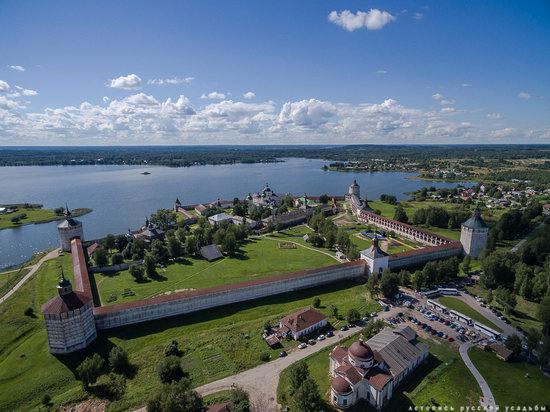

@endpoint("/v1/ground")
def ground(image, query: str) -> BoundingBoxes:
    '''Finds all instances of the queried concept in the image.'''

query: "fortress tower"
[41,273,97,354]
[360,238,389,276]
[460,208,488,258]
[348,179,360,198]
[57,205,84,252]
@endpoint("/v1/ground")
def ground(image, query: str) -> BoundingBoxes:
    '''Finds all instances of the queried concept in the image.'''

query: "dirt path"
[0,249,59,305]
[459,343,496,409]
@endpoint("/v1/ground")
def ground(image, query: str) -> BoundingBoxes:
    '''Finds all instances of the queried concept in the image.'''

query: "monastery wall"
[93,261,366,330]
[388,243,463,270]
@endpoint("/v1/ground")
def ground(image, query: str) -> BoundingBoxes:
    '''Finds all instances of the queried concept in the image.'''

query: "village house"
[279,307,327,340]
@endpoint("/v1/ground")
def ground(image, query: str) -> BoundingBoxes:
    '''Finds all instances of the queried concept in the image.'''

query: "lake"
[0,158,470,269]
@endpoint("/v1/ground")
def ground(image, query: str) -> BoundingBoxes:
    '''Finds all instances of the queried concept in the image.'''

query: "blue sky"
[0,0,549,145]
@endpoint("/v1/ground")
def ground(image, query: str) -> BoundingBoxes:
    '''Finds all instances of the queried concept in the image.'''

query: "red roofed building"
[279,307,327,340]
[329,327,428,410]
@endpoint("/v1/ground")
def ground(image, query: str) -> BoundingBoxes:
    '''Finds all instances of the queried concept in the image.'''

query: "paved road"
[135,306,402,412]
[459,343,496,409]
[0,249,58,305]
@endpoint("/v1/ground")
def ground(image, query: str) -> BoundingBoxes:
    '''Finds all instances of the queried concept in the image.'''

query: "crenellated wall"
[93,261,366,330]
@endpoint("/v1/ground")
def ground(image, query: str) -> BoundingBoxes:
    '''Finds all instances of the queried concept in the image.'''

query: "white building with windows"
[360,238,389,276]
[329,326,428,410]
[279,307,327,340]
[57,206,84,251]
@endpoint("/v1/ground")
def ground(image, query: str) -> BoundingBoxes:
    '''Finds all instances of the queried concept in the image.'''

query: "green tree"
[111,253,124,265]
[412,270,427,291]
[495,287,517,314]
[539,295,550,335]
[107,372,127,400]
[76,354,104,390]
[41,393,52,408]
[505,334,523,355]
[104,234,116,253]
[346,308,361,324]
[461,255,471,274]
[108,346,131,374]
[150,209,178,231]
[312,296,321,308]
[221,232,237,255]
[158,356,185,383]
[366,275,379,297]
[129,264,145,282]
[175,227,187,244]
[380,270,399,298]
[525,329,541,361]
[147,379,203,412]
[144,253,157,277]
[287,362,310,395]
[93,247,109,267]
[230,387,251,412]
[184,235,198,256]
[363,319,386,339]
[166,236,184,259]
[130,238,146,259]
[329,305,338,319]
[151,239,169,262]
[486,289,494,305]
[292,376,322,412]
[393,205,409,223]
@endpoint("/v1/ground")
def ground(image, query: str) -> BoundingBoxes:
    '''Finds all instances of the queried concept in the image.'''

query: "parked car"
[279,351,287,358]
[340,325,349,331]
[326,331,334,337]
[298,343,307,349]
[317,335,326,341]
[308,339,316,345]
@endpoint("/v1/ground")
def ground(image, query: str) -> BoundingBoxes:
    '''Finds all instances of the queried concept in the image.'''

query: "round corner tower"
[348,179,360,198]
[41,274,97,354]
[460,207,488,258]
[57,206,84,252]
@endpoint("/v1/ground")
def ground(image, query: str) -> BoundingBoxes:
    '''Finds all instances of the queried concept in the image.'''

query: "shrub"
[111,253,124,265]
[129,265,145,282]
[108,346,130,374]
[107,372,126,400]
[24,307,34,317]
[259,352,270,362]
[41,393,52,407]
[158,356,185,383]
[164,340,180,357]
[312,296,321,308]
[76,354,105,390]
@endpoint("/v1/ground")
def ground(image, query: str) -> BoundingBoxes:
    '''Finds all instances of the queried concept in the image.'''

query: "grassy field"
[0,207,92,230]
[95,236,337,305]
[466,285,543,332]
[0,253,380,412]
[438,297,502,332]
[278,336,481,410]
[469,349,550,407]
[0,267,31,298]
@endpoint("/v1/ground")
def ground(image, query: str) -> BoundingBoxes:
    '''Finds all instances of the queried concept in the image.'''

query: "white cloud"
[328,9,395,31]
[147,76,194,85]
[102,96,110,104]
[243,91,256,99]
[108,74,142,90]
[201,91,227,100]
[413,12,423,20]
[461,83,472,87]
[0,80,10,92]
[518,92,531,100]
[9,65,26,72]
[487,112,502,120]
[376,70,388,75]
[18,87,38,96]
[432,93,444,101]
[432,93,454,106]
[0,93,547,145]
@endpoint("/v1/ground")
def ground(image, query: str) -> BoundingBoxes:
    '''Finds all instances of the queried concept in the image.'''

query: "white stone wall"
[44,303,97,354]
[362,255,389,276]
[58,225,84,251]
[95,263,366,330]
[388,246,462,270]
[460,225,488,258]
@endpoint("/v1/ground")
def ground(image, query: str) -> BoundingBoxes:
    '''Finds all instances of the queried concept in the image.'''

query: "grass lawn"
[278,336,481,411]
[0,267,31,298]
[469,349,550,407]
[0,253,380,412]
[438,297,502,332]
[95,237,336,305]
[0,207,91,230]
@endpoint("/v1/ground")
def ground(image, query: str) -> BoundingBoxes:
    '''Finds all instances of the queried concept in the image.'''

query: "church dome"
[349,340,374,361]
[332,376,352,394]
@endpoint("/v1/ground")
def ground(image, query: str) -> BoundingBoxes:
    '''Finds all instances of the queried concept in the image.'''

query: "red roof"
[330,346,348,364]
[349,340,374,361]
[365,367,393,391]
[207,402,231,412]
[331,376,352,394]
[71,238,93,300]
[279,307,327,334]
[41,291,92,315]
[94,261,364,315]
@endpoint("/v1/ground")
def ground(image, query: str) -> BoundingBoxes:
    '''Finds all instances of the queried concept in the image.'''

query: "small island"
[0,204,92,230]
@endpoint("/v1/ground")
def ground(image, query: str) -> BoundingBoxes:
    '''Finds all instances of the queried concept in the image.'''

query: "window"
[343,399,347,406]
[333,395,337,402]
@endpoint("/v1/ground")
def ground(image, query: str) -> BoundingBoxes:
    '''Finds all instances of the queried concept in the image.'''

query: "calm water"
[0,158,469,269]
